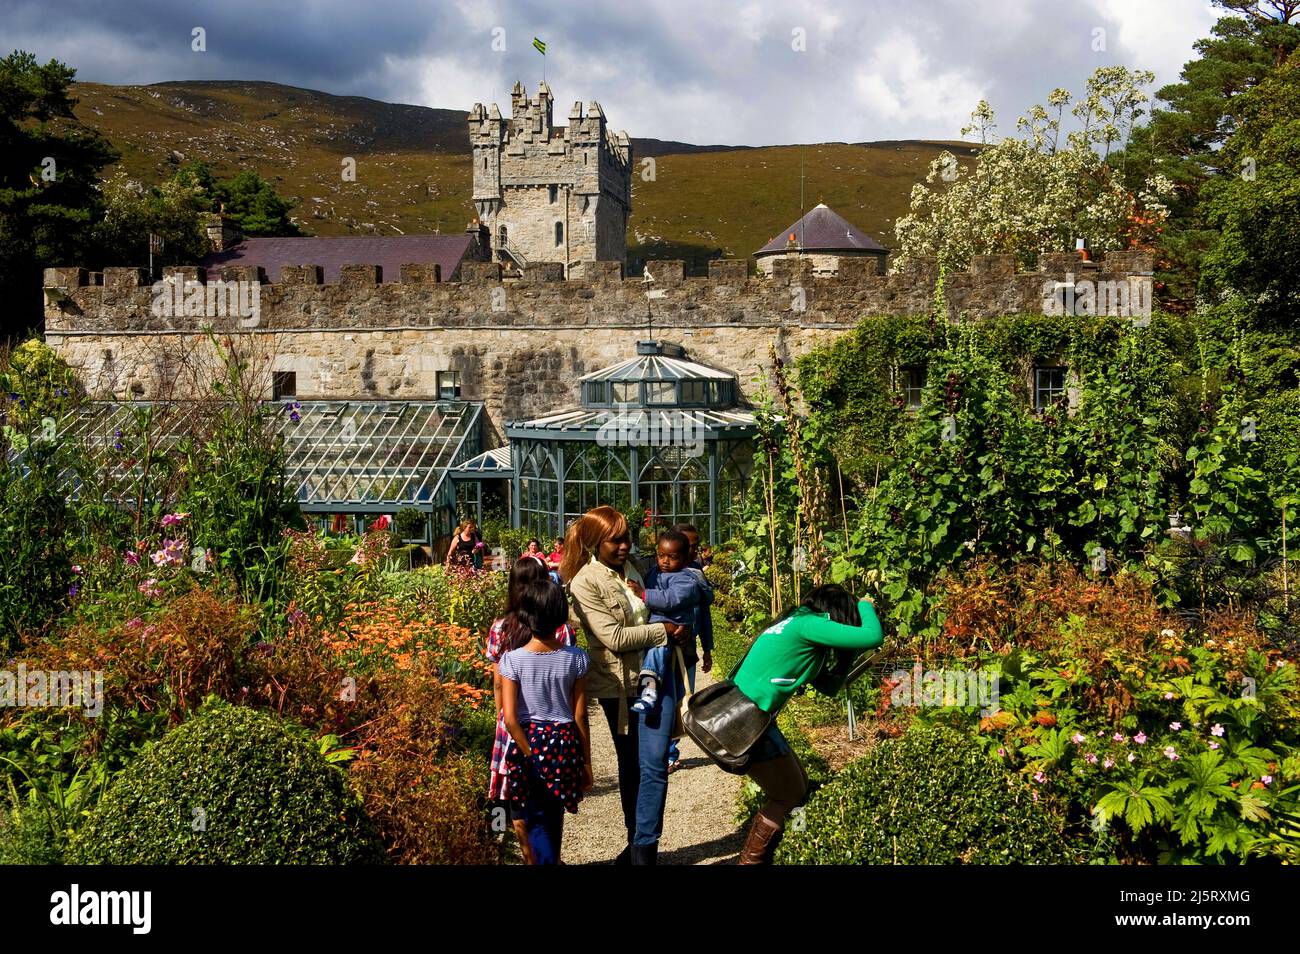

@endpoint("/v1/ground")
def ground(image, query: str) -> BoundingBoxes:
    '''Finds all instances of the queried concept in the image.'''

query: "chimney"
[467,219,490,260]
[206,213,242,253]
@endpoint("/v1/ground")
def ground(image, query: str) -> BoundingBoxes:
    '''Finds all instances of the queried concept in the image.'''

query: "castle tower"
[469,82,632,274]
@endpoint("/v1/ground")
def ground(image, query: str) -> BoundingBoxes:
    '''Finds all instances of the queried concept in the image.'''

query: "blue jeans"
[521,767,565,864]
[635,659,683,846]
[667,661,696,765]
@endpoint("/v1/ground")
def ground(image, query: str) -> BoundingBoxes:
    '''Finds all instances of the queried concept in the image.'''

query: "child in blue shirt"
[633,529,713,714]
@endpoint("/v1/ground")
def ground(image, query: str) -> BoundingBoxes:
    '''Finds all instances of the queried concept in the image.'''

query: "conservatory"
[50,399,484,543]
[484,340,757,544]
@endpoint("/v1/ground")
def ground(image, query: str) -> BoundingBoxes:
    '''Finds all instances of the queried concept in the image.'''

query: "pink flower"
[1032,771,1046,784]
[125,550,140,567]
[138,578,163,599]
[1169,721,1182,731]
[1163,746,1179,761]
[1031,791,1039,802]
[150,538,187,568]
[1262,775,1273,786]
[997,747,1006,757]
[1085,753,1098,764]
[1103,757,1115,770]
[161,512,190,527]
[1163,691,1174,700]
[1211,724,1224,737]
[1112,732,1126,743]
[1127,753,1137,763]
[1071,732,1087,745]
[1134,731,1147,745]
[71,564,82,574]
[1208,741,1220,750]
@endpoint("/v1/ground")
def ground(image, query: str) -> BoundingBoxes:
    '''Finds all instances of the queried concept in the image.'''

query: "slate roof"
[201,234,475,283]
[755,203,887,256]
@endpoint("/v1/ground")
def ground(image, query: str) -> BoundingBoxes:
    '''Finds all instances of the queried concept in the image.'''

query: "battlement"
[42,250,1156,439]
[43,251,1155,331]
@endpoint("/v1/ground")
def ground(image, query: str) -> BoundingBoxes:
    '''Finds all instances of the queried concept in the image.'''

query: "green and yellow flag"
[533,37,546,55]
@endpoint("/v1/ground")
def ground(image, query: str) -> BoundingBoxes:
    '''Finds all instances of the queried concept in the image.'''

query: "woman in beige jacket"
[560,506,688,866]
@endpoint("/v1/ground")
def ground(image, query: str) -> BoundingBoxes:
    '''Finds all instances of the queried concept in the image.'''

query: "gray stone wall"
[43,251,1154,442]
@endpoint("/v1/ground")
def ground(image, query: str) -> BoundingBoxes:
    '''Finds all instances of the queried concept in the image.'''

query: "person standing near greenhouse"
[560,506,691,865]
[445,518,482,570]
[731,584,883,864]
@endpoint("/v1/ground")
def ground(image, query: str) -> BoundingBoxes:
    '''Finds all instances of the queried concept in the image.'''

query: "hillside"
[69,80,978,271]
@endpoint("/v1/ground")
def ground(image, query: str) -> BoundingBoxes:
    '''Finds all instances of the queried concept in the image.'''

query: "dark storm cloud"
[3,0,1220,143]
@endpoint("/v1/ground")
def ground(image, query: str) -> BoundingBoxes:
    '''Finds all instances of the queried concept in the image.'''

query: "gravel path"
[563,669,746,865]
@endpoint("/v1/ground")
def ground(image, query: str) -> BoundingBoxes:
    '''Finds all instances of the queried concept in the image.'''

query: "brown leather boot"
[737,812,783,865]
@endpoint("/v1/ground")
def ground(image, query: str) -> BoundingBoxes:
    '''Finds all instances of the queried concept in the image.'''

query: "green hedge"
[71,702,385,864]
[777,723,1076,864]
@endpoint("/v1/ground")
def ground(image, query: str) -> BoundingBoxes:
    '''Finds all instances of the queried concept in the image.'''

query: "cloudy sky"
[6,0,1222,145]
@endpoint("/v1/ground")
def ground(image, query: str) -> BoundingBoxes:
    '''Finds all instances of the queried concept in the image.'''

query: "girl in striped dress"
[500,579,592,864]
[486,555,575,861]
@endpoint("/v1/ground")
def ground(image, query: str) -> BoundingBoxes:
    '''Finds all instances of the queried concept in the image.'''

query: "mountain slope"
[70,80,977,270]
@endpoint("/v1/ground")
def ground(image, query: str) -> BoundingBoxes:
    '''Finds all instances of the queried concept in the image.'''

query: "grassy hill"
[70,80,978,272]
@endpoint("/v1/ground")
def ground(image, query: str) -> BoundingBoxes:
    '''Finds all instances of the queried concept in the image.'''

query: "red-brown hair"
[559,505,628,584]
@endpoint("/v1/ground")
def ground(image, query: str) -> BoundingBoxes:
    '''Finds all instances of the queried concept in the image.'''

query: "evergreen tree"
[0,51,116,343]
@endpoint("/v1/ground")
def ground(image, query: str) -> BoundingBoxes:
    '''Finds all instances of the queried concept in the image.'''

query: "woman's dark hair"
[527,538,541,549]
[801,584,861,626]
[513,580,569,646]
[762,583,860,632]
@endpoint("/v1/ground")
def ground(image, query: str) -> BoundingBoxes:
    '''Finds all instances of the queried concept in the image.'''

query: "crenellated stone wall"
[43,251,1154,441]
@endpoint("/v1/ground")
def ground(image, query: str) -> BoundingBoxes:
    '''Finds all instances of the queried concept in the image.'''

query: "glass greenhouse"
[50,399,484,541]
[489,341,758,543]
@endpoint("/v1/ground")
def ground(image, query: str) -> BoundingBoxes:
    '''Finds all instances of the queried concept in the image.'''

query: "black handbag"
[682,638,772,775]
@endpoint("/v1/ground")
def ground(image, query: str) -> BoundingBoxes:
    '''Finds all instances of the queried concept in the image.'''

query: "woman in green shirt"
[732,584,883,864]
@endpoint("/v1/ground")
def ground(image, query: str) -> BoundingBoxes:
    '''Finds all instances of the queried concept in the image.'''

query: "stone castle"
[42,83,1155,441]
[470,81,632,272]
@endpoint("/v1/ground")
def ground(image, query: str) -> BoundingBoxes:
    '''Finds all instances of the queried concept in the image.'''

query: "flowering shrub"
[280,527,389,632]
[380,564,509,637]
[348,667,499,864]
[322,599,491,706]
[894,67,1172,270]
[28,587,256,724]
[890,562,1300,862]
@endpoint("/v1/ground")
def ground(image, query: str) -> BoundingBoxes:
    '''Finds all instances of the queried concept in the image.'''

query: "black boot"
[630,843,658,865]
[614,842,632,866]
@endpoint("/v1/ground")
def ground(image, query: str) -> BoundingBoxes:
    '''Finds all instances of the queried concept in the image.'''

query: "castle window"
[1033,366,1066,412]
[549,185,558,204]
[438,371,462,400]
[901,366,925,410]
[555,222,564,246]
[273,371,297,400]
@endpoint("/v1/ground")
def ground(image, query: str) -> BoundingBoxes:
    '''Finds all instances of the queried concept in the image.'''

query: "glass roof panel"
[34,399,481,511]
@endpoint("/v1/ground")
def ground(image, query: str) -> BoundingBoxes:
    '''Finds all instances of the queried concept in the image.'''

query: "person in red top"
[546,537,564,569]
